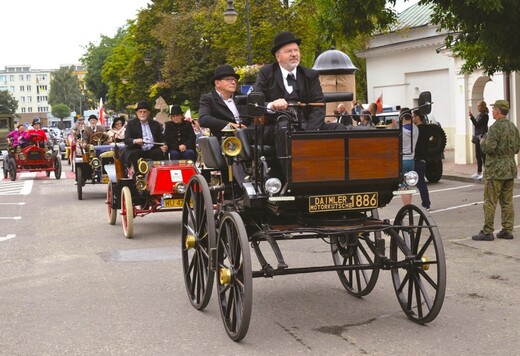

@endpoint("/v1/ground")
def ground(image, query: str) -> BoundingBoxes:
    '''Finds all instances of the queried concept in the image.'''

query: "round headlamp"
[404,171,419,186]
[90,157,101,169]
[175,182,187,195]
[264,178,282,195]
[44,152,52,160]
[19,153,27,161]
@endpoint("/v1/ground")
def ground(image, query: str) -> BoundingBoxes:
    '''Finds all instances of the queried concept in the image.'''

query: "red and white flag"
[99,98,105,126]
[375,93,383,113]
[184,109,192,122]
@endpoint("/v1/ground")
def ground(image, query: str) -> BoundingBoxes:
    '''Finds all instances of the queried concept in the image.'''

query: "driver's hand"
[271,98,288,110]
[133,138,144,145]
[230,123,245,129]
[160,145,168,153]
[179,144,186,152]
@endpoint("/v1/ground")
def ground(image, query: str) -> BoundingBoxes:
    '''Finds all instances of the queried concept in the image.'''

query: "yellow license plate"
[162,198,183,209]
[102,175,109,184]
[309,192,378,213]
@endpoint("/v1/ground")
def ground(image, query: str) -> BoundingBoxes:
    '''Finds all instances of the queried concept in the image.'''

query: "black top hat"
[88,114,98,121]
[211,64,240,82]
[170,105,184,115]
[135,101,151,111]
[271,31,301,55]
[111,116,126,129]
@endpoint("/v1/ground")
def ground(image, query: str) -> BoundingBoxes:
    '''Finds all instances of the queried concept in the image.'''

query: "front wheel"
[8,158,16,181]
[3,158,9,179]
[331,209,380,297]
[76,166,83,200]
[54,156,62,179]
[216,212,252,342]
[181,175,216,310]
[390,205,446,324]
[121,186,134,238]
[107,183,117,225]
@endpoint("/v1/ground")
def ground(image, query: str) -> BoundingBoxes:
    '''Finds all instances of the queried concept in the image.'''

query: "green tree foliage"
[425,0,520,74]
[48,66,84,114]
[51,103,71,129]
[0,90,18,114]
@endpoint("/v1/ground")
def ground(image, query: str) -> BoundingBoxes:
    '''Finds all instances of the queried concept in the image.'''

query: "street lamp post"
[223,0,252,65]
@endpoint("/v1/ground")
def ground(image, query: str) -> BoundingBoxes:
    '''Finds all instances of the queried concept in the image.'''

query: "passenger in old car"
[164,105,197,161]
[123,101,168,171]
[23,119,48,146]
[7,124,26,148]
[107,116,126,143]
[82,114,108,146]
[198,65,249,141]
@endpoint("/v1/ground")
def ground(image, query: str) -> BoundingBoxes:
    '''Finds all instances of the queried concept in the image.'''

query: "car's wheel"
[54,156,62,179]
[424,124,447,157]
[76,166,83,200]
[8,158,16,181]
[425,159,443,183]
[107,183,117,225]
[3,158,9,179]
[121,186,134,238]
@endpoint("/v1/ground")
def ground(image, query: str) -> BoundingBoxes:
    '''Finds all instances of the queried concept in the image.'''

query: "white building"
[357,3,519,164]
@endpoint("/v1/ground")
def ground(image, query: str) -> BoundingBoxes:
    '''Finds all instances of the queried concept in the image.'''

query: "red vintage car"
[105,156,197,238]
[2,134,62,181]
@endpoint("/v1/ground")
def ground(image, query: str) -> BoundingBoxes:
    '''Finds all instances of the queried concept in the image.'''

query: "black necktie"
[287,73,297,88]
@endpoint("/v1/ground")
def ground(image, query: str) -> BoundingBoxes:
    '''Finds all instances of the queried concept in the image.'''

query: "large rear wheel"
[121,186,134,238]
[390,205,446,324]
[216,212,252,342]
[331,209,380,297]
[181,175,216,310]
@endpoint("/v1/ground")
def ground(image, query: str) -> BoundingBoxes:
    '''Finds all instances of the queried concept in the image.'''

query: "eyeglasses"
[221,77,237,82]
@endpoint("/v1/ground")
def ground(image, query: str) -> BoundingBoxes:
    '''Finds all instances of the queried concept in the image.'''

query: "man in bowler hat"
[164,104,197,161]
[123,101,168,170]
[199,64,249,140]
[253,31,344,165]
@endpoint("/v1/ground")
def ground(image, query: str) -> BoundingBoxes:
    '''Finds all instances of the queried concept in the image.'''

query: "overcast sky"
[0,0,151,69]
[0,0,417,70]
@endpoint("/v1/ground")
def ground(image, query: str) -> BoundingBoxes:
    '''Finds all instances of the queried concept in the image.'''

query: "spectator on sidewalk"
[412,110,431,210]
[472,100,520,241]
[469,100,489,179]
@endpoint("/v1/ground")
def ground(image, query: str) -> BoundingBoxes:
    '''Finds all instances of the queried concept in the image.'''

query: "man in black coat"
[199,65,249,140]
[123,101,168,170]
[164,104,197,161]
[252,31,344,153]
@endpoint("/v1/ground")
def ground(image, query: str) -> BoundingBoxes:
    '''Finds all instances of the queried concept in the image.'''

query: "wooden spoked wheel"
[216,212,252,342]
[181,175,216,310]
[121,186,134,238]
[390,205,446,324]
[107,183,117,225]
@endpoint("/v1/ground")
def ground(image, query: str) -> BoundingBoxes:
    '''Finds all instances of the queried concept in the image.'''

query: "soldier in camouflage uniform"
[472,100,520,241]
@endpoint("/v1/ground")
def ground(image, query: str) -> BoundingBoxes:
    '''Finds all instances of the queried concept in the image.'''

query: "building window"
[21,97,25,102]
[19,75,24,81]
[26,74,31,81]
[37,96,48,103]
[28,107,33,113]
[27,85,31,92]
[27,97,32,103]
[0,75,6,83]
[21,107,26,113]
[20,86,25,91]
[9,75,15,81]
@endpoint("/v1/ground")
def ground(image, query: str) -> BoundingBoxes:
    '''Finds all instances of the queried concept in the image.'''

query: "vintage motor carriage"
[2,133,62,181]
[105,152,198,239]
[181,91,446,341]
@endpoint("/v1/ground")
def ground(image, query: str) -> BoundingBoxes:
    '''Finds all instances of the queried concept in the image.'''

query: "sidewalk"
[442,148,520,187]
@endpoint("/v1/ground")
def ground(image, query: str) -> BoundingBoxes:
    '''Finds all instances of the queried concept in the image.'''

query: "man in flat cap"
[472,99,520,241]
[199,64,249,140]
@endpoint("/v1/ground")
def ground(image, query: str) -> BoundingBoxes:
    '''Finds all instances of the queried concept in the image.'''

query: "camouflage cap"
[491,99,510,110]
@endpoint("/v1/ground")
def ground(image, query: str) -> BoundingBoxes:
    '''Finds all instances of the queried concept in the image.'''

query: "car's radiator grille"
[28,150,43,160]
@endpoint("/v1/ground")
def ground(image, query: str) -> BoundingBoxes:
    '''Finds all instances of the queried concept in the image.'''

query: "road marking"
[0,234,16,242]
[0,202,25,205]
[428,184,475,193]
[430,194,520,213]
[0,216,22,220]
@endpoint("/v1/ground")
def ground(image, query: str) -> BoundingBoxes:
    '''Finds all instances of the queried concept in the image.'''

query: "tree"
[425,0,520,74]
[49,66,83,113]
[51,103,71,129]
[0,90,18,114]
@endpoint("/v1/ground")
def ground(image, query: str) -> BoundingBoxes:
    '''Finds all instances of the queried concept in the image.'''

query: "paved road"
[1,166,519,355]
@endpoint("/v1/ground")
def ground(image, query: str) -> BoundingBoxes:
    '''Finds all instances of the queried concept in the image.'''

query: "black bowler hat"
[135,101,151,111]
[32,117,41,125]
[170,105,183,115]
[111,116,126,129]
[271,31,301,55]
[88,114,98,121]
[211,64,240,82]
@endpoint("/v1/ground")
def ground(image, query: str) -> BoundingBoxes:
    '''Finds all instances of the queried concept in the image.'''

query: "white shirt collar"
[280,67,297,80]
